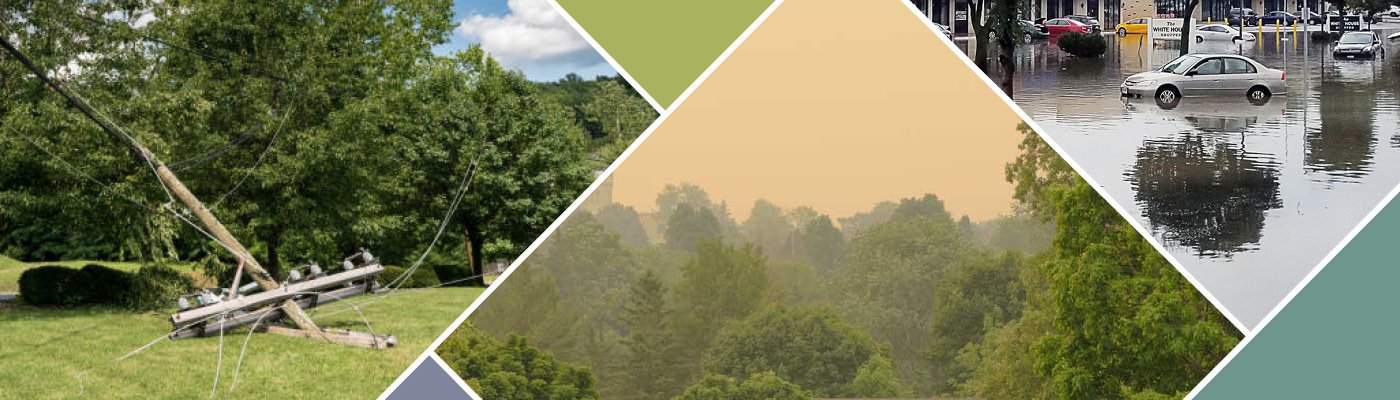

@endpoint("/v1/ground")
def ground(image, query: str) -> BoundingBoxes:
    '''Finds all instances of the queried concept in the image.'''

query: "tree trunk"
[971,3,991,71]
[264,228,283,279]
[1181,1,1200,56]
[998,49,1016,98]
[464,225,487,287]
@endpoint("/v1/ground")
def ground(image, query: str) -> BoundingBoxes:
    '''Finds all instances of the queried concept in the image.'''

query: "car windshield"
[1339,33,1372,44]
[1161,55,1202,74]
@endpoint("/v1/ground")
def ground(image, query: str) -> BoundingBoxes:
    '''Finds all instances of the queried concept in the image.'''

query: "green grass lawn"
[0,286,482,399]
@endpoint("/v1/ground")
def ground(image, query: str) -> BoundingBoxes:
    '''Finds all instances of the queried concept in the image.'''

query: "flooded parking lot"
[1007,30,1400,328]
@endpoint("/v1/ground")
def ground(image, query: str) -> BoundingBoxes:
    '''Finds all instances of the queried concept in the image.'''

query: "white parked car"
[1194,24,1256,43]
[1121,54,1287,108]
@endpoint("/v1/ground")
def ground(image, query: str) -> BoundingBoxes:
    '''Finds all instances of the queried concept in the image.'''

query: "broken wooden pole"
[171,281,379,339]
[0,37,325,338]
[170,264,383,330]
[258,325,396,349]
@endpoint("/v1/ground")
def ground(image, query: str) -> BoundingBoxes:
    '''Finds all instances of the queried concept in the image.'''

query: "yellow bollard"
[1276,20,1280,45]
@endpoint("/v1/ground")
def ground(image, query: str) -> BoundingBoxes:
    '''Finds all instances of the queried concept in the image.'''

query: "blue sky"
[434,0,618,81]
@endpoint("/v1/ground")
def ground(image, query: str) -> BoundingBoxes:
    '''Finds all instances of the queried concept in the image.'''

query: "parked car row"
[1119,29,1386,109]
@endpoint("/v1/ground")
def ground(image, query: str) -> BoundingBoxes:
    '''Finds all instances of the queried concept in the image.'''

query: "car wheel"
[1117,27,1127,36]
[1155,86,1181,109]
[1233,36,1242,42]
[1392,12,1397,17]
[1247,86,1271,105]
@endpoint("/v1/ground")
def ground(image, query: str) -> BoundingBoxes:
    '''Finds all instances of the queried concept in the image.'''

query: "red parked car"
[1043,18,1094,35]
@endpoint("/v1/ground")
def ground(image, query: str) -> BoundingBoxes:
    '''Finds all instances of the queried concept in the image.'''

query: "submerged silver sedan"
[1121,54,1286,107]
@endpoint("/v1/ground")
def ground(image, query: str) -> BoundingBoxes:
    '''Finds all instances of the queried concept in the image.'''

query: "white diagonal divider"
[375,1,787,398]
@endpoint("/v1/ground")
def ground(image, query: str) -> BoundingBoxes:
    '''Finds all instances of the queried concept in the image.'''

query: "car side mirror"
[1185,70,1198,76]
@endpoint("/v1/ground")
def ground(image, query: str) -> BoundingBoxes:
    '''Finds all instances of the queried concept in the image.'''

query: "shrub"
[125,265,196,310]
[18,266,92,306]
[1310,30,1340,41]
[80,264,135,305]
[430,263,473,286]
[381,265,441,289]
[1057,31,1107,57]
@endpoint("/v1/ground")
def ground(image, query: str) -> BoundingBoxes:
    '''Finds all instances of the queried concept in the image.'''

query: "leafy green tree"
[376,48,592,286]
[849,354,908,397]
[784,206,820,233]
[1004,122,1078,219]
[713,200,744,243]
[154,0,456,274]
[891,193,953,221]
[927,252,1024,391]
[828,202,969,392]
[596,203,651,247]
[763,258,825,306]
[439,323,599,400]
[655,183,713,232]
[837,200,897,238]
[675,372,811,400]
[582,80,655,161]
[671,239,768,382]
[1005,127,1239,398]
[0,1,214,265]
[469,267,587,361]
[971,215,1055,254]
[618,269,684,400]
[664,203,722,251]
[526,212,638,331]
[795,215,844,273]
[988,0,1024,96]
[741,199,793,257]
[957,215,975,237]
[703,305,883,397]
[953,301,1056,399]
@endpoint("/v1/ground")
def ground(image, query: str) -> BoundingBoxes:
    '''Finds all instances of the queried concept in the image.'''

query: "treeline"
[0,1,654,283]
[448,124,1240,399]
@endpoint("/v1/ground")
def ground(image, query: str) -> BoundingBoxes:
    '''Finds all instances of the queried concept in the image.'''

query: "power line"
[167,123,264,172]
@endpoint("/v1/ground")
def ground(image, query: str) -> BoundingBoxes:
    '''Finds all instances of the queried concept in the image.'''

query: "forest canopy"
[452,123,1239,399]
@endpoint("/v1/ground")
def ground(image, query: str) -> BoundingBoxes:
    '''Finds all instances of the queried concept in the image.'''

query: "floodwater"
[1007,31,1400,329]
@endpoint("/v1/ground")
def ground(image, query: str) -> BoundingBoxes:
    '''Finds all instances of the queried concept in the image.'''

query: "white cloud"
[456,0,602,68]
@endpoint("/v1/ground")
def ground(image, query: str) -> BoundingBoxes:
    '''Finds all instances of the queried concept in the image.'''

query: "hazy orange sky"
[609,0,1026,221]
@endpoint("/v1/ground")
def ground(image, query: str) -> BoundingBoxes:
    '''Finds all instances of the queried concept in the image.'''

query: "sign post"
[1146,18,1186,68]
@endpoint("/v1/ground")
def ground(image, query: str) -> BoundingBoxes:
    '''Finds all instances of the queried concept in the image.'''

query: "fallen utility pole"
[0,37,326,338]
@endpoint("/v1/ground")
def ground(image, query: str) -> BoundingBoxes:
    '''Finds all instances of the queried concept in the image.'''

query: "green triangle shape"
[556,0,774,109]
[1195,198,1400,398]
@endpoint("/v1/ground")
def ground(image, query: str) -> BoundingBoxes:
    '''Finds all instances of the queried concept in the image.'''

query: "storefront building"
[908,0,1317,36]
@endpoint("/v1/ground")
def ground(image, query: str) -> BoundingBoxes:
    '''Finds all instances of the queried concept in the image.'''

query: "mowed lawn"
[0,281,483,399]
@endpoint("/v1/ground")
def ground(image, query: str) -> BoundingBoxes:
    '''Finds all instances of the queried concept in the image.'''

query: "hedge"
[1058,31,1107,57]
[381,265,441,288]
[17,264,195,310]
[18,266,93,306]
[80,264,134,305]
[430,263,474,287]
[125,265,197,310]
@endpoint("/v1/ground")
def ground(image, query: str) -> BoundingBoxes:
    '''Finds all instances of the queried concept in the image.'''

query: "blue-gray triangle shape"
[384,357,470,399]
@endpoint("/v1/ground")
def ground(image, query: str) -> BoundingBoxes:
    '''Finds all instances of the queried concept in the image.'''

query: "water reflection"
[1132,133,1282,257]
[1308,66,1383,181]
[1008,31,1400,327]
